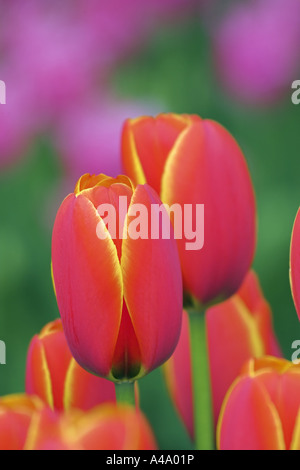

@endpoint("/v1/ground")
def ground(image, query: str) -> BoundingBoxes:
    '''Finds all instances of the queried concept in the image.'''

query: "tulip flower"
[27,404,157,451]
[122,113,256,306]
[290,208,300,319]
[122,113,256,449]
[164,271,281,438]
[217,357,300,450]
[51,173,182,385]
[25,319,116,411]
[0,395,156,450]
[0,394,44,450]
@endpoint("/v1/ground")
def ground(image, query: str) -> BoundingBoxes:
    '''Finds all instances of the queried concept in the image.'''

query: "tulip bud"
[27,404,157,450]
[122,114,200,195]
[218,357,300,450]
[290,208,300,319]
[164,271,281,438]
[0,394,44,450]
[51,174,182,381]
[25,319,115,411]
[122,114,256,306]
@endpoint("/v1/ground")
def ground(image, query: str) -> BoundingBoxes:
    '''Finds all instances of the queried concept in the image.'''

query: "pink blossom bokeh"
[0,0,190,169]
[214,0,300,105]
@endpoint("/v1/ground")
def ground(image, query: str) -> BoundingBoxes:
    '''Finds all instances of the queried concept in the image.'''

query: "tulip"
[25,319,116,411]
[122,113,256,306]
[164,271,281,438]
[217,357,300,450]
[0,395,156,450]
[51,173,182,383]
[0,394,44,450]
[27,404,157,450]
[290,208,300,319]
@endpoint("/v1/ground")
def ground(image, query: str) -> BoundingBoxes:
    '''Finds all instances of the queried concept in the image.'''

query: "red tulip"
[25,319,116,411]
[0,395,156,450]
[122,114,200,195]
[51,174,182,381]
[218,357,300,450]
[290,208,300,319]
[122,114,256,305]
[0,394,44,450]
[28,404,157,450]
[164,271,281,438]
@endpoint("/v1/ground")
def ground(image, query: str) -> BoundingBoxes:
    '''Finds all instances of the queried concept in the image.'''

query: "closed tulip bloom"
[0,394,44,450]
[25,319,115,411]
[51,174,182,382]
[218,357,300,450]
[122,114,256,306]
[27,404,157,450]
[290,208,300,319]
[164,271,281,438]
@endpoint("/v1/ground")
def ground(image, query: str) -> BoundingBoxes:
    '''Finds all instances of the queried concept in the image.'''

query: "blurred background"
[1,0,300,449]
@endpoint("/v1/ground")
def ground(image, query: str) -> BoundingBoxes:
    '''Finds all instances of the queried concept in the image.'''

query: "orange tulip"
[290,208,300,319]
[51,174,182,381]
[0,395,156,450]
[25,319,115,411]
[122,114,256,306]
[0,394,44,450]
[164,271,281,438]
[27,404,157,450]
[218,357,300,450]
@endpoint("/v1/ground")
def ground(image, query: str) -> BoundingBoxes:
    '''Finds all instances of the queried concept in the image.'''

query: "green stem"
[115,381,136,406]
[188,308,214,450]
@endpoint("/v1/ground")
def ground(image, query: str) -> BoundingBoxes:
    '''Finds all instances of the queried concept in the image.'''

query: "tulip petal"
[121,184,182,373]
[241,356,292,376]
[76,405,157,450]
[290,208,300,319]
[122,114,200,194]
[63,358,116,411]
[75,173,133,195]
[238,271,281,356]
[257,369,300,449]
[290,409,300,450]
[218,376,285,450]
[25,336,54,410]
[0,395,43,451]
[207,296,265,421]
[38,326,71,410]
[111,302,142,380]
[161,120,256,304]
[80,182,133,259]
[24,407,68,450]
[52,193,123,377]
